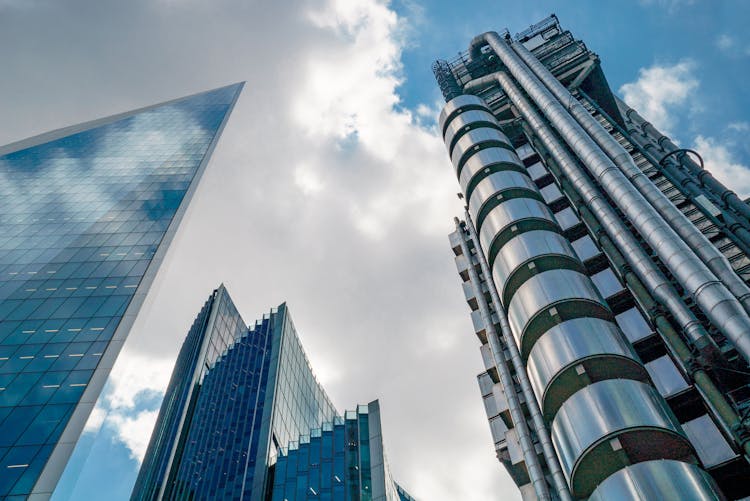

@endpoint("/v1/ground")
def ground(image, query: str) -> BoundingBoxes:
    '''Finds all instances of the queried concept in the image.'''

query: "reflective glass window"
[615,307,651,342]
[644,355,688,396]
[682,415,736,466]
[554,207,580,230]
[516,143,535,160]
[540,183,563,203]
[571,235,600,261]
[526,161,548,180]
[590,268,624,298]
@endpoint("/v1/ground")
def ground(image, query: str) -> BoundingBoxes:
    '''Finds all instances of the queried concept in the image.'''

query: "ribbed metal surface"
[551,379,693,497]
[589,460,724,501]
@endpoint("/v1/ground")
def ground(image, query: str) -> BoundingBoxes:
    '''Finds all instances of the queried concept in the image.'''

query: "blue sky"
[2,0,750,500]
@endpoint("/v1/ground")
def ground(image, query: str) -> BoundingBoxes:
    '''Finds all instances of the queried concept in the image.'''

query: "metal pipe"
[580,91,750,255]
[453,219,552,501]
[471,71,718,358]
[580,207,750,461]
[463,212,573,501]
[507,39,750,315]
[466,32,750,364]
[620,97,750,225]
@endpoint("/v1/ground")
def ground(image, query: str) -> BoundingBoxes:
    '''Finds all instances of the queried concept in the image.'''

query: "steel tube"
[454,220,552,501]
[508,39,750,315]
[466,32,750,363]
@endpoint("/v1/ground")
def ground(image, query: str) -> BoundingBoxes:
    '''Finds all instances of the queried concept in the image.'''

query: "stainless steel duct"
[466,31,750,363]
[453,219,552,501]
[508,40,750,315]
[442,94,692,497]
[463,213,573,501]
[620,95,750,226]
[467,71,717,357]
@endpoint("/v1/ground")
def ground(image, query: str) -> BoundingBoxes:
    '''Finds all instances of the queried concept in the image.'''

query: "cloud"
[692,135,750,198]
[0,0,503,499]
[619,60,698,134]
[716,34,735,50]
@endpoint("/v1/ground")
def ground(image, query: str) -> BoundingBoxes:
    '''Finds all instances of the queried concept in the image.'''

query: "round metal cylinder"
[492,230,579,307]
[507,269,610,360]
[551,379,693,498]
[439,94,487,134]
[450,127,514,174]
[458,147,525,198]
[589,460,724,501]
[444,108,500,154]
[526,317,647,422]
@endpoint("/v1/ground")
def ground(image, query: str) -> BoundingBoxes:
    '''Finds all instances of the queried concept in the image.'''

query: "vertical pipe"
[479,71,718,358]
[454,220,552,501]
[463,213,573,501]
[508,40,750,315]
[466,32,750,364]
[620,97,750,225]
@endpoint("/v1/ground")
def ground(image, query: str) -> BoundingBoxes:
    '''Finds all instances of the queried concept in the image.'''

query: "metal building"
[436,15,750,500]
[132,285,414,501]
[0,84,242,499]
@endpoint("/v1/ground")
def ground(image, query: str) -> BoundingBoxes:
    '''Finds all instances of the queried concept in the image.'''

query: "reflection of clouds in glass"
[0,106,207,234]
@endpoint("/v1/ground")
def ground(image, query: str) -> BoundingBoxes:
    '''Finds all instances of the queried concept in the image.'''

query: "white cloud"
[108,410,161,463]
[0,0,503,499]
[619,60,698,134]
[83,406,107,434]
[692,135,750,198]
[728,121,750,132]
[294,163,325,195]
[716,34,735,50]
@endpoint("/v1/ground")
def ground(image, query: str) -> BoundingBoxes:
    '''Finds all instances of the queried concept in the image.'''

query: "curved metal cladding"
[490,71,716,355]
[442,95,692,497]
[467,32,750,363]
[588,460,725,501]
[551,379,693,498]
[619,98,750,226]
[509,41,750,316]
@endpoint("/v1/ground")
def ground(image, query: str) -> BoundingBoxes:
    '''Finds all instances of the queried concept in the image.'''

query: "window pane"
[526,161,548,180]
[682,415,736,466]
[644,355,688,396]
[554,207,580,230]
[516,143,535,160]
[615,307,651,342]
[590,268,624,298]
[571,235,600,261]
[540,183,563,203]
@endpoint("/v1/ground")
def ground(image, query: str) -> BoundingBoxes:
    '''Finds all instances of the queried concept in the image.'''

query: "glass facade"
[133,287,414,501]
[0,83,242,499]
[439,12,750,499]
[271,401,410,501]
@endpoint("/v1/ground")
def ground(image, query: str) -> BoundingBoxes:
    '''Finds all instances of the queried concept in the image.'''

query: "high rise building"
[434,15,750,500]
[0,83,242,500]
[133,285,413,501]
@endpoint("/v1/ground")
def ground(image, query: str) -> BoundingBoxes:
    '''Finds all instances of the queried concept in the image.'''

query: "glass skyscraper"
[0,83,242,499]
[132,285,413,501]
[435,14,750,501]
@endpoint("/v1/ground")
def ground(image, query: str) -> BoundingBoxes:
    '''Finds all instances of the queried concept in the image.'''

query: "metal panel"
[439,94,487,133]
[479,199,556,253]
[492,230,578,300]
[507,269,607,357]
[458,147,526,197]
[444,109,500,153]
[469,171,538,226]
[551,379,692,497]
[451,127,515,173]
[526,317,646,421]
[589,460,723,501]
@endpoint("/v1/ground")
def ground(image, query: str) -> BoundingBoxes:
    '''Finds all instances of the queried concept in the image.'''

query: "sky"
[1,0,749,499]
